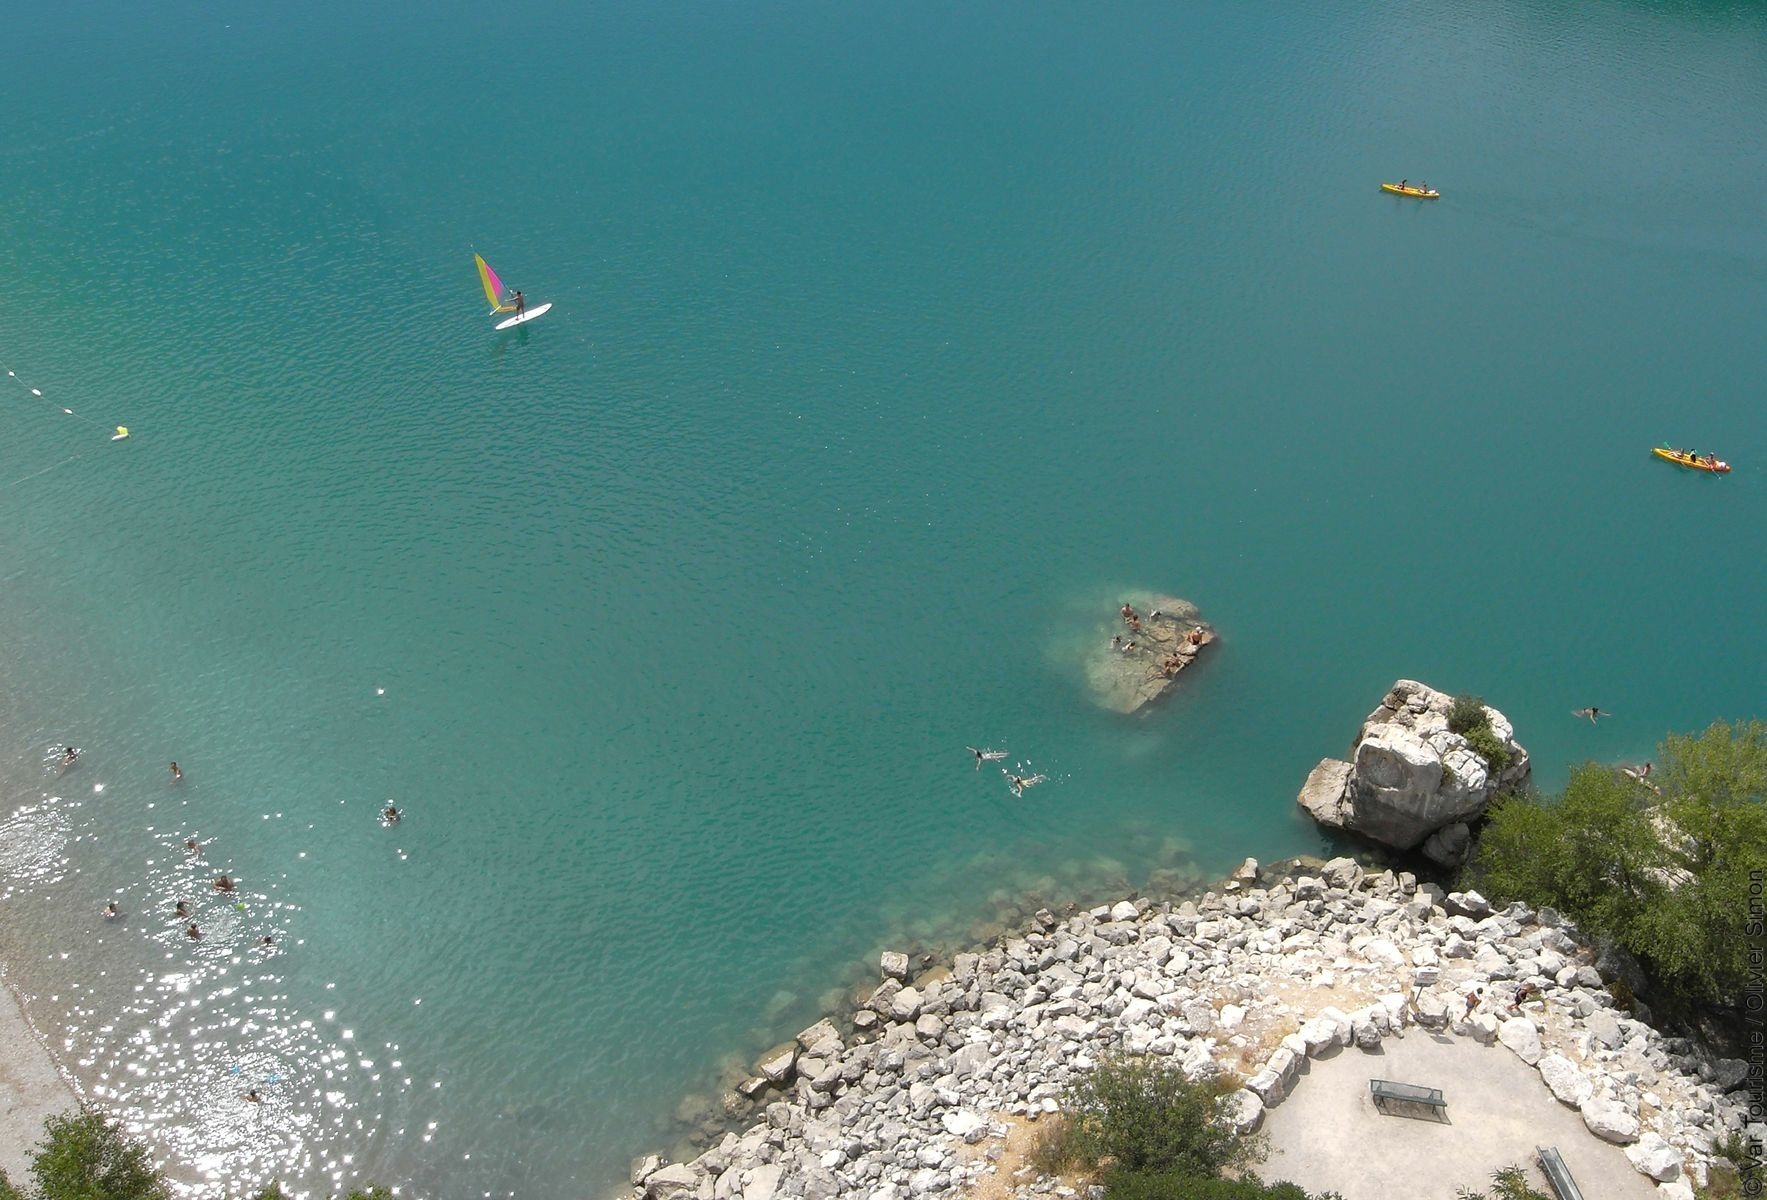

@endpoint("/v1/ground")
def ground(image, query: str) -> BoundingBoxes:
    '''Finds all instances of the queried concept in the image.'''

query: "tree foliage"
[1468,721,1767,1010]
[1107,1171,1339,1199]
[1454,1164,1551,1200]
[1447,694,1488,736]
[26,1108,169,1200]
[1062,1057,1255,1179]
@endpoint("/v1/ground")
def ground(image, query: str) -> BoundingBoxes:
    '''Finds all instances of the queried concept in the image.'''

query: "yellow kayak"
[1381,182,1440,198]
[1652,446,1730,474]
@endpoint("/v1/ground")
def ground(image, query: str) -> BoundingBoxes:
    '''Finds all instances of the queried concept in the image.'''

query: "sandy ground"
[0,970,78,1185]
[1257,1028,1660,1200]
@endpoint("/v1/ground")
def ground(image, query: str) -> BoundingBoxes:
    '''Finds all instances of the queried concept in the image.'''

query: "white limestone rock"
[1537,1054,1593,1108]
[880,952,911,982]
[1296,680,1530,852]
[1222,1088,1265,1134]
[643,1164,702,1200]
[1625,1133,1684,1181]
[1583,1095,1642,1144]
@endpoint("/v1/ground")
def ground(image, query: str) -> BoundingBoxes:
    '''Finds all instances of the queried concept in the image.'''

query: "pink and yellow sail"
[474,253,512,313]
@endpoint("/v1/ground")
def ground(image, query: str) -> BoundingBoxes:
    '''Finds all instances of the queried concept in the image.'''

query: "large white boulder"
[1499,1017,1542,1065]
[1624,1133,1683,1181]
[1537,1053,1593,1108]
[1582,1095,1641,1144]
[1296,680,1530,851]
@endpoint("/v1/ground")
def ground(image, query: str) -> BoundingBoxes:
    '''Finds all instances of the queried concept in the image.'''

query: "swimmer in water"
[381,804,401,825]
[169,762,182,782]
[244,1088,262,1104]
[184,838,200,855]
[260,935,275,947]
[62,746,79,766]
[1002,769,1049,798]
[103,901,120,920]
[185,923,202,941]
[1573,707,1609,724]
[214,875,236,893]
[175,900,192,919]
[965,747,1007,770]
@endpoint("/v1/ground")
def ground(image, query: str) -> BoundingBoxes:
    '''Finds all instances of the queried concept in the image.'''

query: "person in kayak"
[1399,179,1408,190]
[1706,453,1719,469]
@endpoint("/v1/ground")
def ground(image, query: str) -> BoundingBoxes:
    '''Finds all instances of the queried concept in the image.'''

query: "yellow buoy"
[112,426,130,441]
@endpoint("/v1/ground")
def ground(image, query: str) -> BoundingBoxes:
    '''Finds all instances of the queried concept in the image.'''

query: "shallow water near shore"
[1,1,1764,1196]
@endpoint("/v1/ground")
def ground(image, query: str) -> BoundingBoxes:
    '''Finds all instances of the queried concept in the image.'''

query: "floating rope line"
[2,362,128,438]
[0,357,128,488]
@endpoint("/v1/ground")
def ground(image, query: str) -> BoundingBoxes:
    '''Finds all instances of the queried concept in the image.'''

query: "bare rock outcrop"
[1297,680,1529,859]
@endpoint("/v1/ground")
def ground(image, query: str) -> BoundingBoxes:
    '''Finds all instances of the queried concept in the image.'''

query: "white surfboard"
[494,303,553,331]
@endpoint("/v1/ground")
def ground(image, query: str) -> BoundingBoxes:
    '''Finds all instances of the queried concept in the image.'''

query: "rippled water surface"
[1,1,1764,1195]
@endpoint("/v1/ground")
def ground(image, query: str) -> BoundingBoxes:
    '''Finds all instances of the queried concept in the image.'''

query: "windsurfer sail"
[474,253,515,315]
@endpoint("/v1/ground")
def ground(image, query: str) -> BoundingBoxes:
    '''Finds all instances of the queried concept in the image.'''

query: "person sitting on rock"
[1187,625,1204,646]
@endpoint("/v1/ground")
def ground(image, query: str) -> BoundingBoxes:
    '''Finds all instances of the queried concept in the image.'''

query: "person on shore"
[1464,987,1481,1018]
[214,875,236,893]
[103,900,121,920]
[1120,603,1135,624]
[175,900,192,918]
[1187,625,1204,646]
[185,923,202,941]
[381,804,402,825]
[169,762,182,782]
[1510,982,1534,1012]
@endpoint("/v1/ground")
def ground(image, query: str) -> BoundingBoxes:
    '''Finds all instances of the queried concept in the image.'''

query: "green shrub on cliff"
[1,1168,25,1200]
[1062,1057,1254,1178]
[1447,694,1488,735]
[1106,1171,1339,1199]
[1468,720,1767,1012]
[1462,725,1510,773]
[1454,1164,1550,1199]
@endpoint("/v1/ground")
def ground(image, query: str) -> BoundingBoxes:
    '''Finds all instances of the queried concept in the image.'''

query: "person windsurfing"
[512,290,525,320]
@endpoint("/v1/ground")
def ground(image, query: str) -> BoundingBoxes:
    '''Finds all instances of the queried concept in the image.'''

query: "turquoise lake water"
[1,1,1764,1196]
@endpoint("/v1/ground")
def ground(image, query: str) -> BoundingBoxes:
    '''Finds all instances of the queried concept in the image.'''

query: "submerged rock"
[1085,595,1216,714]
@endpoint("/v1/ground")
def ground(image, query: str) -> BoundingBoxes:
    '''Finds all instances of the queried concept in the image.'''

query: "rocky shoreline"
[631,859,1750,1200]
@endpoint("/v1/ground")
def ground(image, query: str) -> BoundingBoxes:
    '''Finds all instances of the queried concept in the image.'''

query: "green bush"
[1463,725,1510,773]
[1106,1170,1337,1199]
[1467,721,1767,1012]
[27,1108,169,1200]
[1447,694,1488,736]
[1454,1165,1550,1199]
[1,1168,25,1200]
[1062,1057,1255,1179]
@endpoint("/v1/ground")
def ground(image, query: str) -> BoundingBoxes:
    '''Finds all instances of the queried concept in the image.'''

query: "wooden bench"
[1369,1078,1447,1120]
[1536,1145,1585,1200]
